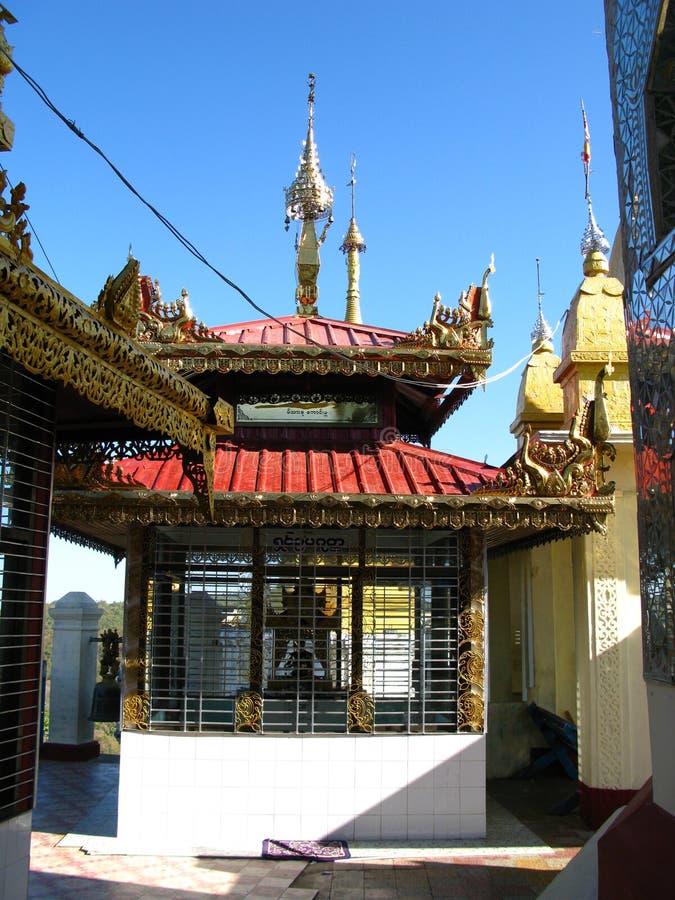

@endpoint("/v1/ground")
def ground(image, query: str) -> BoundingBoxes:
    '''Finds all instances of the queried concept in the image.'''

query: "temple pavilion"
[45,76,615,852]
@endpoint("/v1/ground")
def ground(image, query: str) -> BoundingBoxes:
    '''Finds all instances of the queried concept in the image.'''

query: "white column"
[573,500,651,797]
[48,592,103,744]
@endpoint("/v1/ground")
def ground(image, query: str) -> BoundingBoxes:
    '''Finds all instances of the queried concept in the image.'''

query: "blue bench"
[518,702,578,781]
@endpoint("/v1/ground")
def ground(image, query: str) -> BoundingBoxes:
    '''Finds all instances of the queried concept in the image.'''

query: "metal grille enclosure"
[0,353,54,822]
[146,527,462,733]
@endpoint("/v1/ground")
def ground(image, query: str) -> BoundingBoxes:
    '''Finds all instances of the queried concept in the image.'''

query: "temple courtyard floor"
[29,755,592,899]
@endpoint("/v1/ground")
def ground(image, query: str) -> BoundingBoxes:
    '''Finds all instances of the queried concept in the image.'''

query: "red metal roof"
[210,315,405,349]
[121,440,499,497]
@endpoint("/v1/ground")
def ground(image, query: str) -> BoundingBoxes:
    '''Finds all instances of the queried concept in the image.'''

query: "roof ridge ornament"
[136,276,224,344]
[579,100,610,276]
[284,74,334,317]
[397,256,495,350]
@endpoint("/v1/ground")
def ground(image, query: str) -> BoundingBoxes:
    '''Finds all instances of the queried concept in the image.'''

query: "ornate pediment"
[92,256,142,336]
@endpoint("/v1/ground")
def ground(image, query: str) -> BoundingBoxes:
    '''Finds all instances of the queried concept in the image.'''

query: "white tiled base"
[118,732,485,854]
[0,810,32,900]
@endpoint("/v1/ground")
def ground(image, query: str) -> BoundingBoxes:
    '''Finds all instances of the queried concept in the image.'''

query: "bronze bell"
[89,673,121,722]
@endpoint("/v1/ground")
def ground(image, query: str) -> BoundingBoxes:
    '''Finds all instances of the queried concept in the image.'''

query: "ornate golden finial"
[580,100,610,276]
[340,154,366,324]
[0,6,16,152]
[478,253,495,319]
[284,74,334,317]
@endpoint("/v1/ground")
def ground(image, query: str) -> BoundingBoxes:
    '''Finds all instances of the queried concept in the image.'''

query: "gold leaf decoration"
[235,691,263,733]
[347,690,375,733]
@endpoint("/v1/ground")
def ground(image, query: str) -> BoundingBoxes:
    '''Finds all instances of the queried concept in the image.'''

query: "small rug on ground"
[262,839,350,860]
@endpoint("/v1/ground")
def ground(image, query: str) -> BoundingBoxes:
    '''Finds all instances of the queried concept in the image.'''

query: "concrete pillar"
[48,592,103,744]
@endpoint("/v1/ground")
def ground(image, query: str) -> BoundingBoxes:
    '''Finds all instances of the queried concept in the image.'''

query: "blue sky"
[2,2,618,603]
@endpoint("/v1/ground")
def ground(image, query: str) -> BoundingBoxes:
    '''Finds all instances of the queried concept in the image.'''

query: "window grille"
[0,353,54,822]
[647,1,675,243]
[147,527,461,734]
[148,531,252,730]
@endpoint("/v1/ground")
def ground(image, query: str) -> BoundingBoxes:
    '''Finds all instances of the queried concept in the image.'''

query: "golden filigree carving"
[159,347,492,384]
[347,690,374,733]
[0,254,228,446]
[123,691,150,730]
[124,656,147,680]
[458,608,484,642]
[476,393,616,499]
[92,256,141,336]
[0,175,31,260]
[458,649,484,691]
[396,262,495,352]
[181,431,217,520]
[0,294,208,451]
[0,251,231,512]
[565,350,628,363]
[235,690,263,733]
[457,691,484,731]
[457,531,485,732]
[137,277,223,344]
[52,491,614,539]
[249,647,264,684]
[213,397,234,433]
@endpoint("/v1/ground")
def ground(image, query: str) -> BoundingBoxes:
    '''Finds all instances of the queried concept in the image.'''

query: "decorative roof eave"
[51,489,613,545]
[0,249,234,517]
[0,252,222,439]
[151,342,492,383]
[50,523,126,566]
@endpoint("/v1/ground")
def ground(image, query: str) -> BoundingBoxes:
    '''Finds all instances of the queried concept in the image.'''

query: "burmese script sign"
[237,396,378,426]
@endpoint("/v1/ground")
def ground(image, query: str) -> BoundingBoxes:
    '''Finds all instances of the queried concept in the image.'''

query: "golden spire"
[510,257,563,445]
[580,100,610,277]
[340,154,366,324]
[284,74,334,317]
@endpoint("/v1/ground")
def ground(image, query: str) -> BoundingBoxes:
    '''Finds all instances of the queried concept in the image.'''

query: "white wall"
[0,811,31,900]
[648,682,675,817]
[118,732,485,854]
